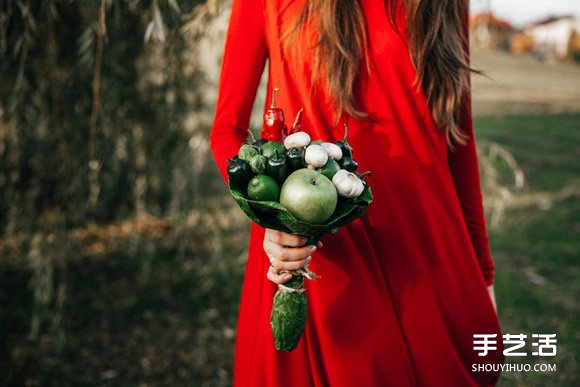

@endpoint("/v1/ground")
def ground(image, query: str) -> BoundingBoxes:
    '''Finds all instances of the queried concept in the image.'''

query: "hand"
[263,229,320,285]
[487,284,497,313]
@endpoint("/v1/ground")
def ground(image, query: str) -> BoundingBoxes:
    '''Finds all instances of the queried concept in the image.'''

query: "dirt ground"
[471,49,580,116]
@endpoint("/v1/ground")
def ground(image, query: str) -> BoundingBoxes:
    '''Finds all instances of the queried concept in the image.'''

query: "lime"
[260,141,286,159]
[247,175,280,202]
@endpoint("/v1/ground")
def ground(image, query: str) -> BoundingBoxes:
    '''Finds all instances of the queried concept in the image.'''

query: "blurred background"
[0,0,578,386]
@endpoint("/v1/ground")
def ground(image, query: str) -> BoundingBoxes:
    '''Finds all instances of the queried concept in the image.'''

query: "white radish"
[304,144,328,168]
[321,142,343,160]
[284,132,311,149]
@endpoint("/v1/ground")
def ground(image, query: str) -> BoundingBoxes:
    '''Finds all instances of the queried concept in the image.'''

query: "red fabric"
[209,0,504,386]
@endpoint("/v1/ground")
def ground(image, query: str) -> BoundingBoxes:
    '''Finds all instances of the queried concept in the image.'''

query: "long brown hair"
[282,0,472,147]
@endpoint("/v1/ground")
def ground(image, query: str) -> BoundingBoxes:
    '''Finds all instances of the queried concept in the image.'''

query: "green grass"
[475,113,580,386]
[475,113,580,191]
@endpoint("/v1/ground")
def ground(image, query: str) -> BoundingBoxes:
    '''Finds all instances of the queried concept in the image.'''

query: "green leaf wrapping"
[229,174,372,351]
[229,181,372,244]
[270,277,308,351]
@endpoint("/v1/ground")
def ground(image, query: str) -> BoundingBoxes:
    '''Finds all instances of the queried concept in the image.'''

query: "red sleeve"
[209,0,268,183]
[448,2,495,286]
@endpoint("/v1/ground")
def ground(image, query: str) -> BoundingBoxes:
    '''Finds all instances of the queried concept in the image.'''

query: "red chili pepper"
[262,88,286,141]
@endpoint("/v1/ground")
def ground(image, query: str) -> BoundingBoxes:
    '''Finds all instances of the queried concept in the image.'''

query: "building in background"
[470,12,514,51]
[511,15,580,62]
[470,11,580,63]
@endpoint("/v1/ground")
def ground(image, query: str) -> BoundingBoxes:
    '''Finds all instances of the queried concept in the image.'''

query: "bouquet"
[226,88,373,351]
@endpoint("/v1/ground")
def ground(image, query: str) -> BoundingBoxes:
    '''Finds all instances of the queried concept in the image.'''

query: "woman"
[209,0,505,385]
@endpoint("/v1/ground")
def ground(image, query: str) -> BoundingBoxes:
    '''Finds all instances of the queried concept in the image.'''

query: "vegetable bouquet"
[226,88,373,351]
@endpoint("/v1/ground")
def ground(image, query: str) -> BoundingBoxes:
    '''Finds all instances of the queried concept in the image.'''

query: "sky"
[470,0,580,27]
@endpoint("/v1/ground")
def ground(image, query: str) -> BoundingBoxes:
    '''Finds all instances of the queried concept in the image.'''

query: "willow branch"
[89,0,106,162]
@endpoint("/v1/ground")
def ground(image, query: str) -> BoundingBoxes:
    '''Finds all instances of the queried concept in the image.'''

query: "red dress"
[209,0,505,385]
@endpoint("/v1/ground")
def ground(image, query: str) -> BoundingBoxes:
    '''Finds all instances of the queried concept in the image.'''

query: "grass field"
[471,56,580,387]
[474,113,580,386]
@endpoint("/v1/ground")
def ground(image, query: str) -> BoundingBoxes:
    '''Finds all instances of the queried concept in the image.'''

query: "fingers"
[267,266,293,285]
[263,229,324,285]
[269,256,312,273]
[264,229,307,247]
[264,240,316,262]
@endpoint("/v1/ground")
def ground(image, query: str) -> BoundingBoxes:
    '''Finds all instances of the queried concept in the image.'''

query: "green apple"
[280,168,338,224]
